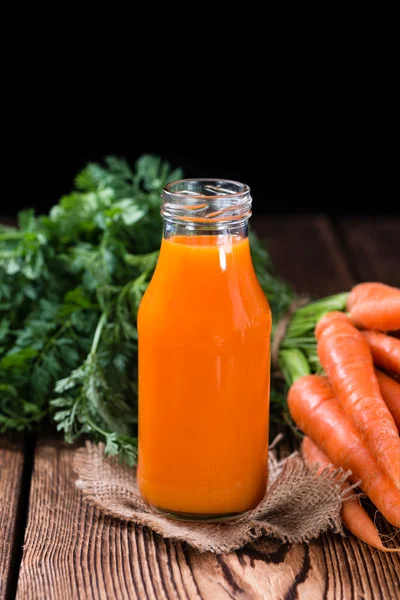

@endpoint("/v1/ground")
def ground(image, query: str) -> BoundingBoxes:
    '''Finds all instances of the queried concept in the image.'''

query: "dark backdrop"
[2,137,398,218]
[3,64,398,220]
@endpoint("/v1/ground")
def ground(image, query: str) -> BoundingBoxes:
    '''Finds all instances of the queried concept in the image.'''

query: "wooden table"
[1,216,399,600]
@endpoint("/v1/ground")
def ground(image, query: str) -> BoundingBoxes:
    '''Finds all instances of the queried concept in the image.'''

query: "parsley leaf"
[0,154,294,463]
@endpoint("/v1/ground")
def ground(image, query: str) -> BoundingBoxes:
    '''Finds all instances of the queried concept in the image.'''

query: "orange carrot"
[302,437,398,552]
[363,330,400,376]
[288,375,400,528]
[347,282,400,331]
[376,369,400,432]
[315,312,400,488]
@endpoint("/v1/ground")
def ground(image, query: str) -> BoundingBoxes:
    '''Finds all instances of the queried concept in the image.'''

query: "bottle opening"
[162,179,252,227]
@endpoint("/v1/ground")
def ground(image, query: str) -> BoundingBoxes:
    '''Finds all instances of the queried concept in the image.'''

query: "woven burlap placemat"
[74,441,351,554]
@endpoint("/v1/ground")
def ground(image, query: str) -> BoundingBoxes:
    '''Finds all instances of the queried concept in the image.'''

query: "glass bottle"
[137,179,271,521]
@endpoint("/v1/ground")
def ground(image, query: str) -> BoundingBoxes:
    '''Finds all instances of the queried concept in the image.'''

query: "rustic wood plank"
[0,216,17,227]
[0,435,27,600]
[19,439,400,599]
[254,215,353,297]
[337,217,400,286]
[17,439,201,600]
[16,216,400,599]
[15,437,343,600]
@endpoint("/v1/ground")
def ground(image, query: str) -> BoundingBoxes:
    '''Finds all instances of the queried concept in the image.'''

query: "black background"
[2,121,398,218]
[3,145,287,218]
[2,42,398,220]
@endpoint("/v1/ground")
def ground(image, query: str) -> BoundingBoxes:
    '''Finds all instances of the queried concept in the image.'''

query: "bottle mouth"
[162,179,252,226]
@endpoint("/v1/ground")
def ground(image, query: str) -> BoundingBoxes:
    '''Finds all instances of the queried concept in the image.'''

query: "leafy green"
[0,155,182,462]
[278,293,349,386]
[1,153,327,463]
[249,229,295,326]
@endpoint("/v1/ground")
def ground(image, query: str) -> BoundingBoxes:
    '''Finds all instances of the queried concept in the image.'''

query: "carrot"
[315,312,400,488]
[302,437,398,552]
[288,374,400,528]
[347,282,400,331]
[376,369,400,432]
[363,330,400,376]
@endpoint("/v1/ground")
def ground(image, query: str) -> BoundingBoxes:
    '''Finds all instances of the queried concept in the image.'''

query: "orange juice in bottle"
[138,179,271,520]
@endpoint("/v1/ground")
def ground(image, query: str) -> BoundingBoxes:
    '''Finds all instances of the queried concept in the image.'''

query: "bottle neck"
[163,219,249,240]
[161,179,252,241]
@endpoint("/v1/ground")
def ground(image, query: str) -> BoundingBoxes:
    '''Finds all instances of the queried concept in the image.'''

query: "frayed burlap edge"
[73,441,351,554]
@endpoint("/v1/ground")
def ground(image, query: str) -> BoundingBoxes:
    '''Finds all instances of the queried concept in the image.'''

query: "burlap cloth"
[74,440,352,554]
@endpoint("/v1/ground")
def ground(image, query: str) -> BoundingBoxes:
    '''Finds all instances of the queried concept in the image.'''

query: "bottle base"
[151,506,247,523]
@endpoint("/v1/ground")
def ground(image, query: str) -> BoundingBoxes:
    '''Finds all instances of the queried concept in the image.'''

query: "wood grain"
[254,215,353,297]
[15,216,400,599]
[0,435,26,600]
[15,437,357,600]
[337,217,400,286]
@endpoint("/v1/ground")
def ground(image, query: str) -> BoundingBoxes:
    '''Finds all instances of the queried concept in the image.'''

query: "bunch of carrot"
[287,282,400,552]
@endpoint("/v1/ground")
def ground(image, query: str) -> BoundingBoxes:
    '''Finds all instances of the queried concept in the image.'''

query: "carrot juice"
[137,180,271,519]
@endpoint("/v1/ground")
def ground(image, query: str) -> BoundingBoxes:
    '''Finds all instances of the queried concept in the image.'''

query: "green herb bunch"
[0,155,295,464]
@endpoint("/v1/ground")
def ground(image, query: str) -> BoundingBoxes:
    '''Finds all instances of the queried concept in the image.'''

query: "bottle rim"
[163,178,250,200]
[161,178,252,226]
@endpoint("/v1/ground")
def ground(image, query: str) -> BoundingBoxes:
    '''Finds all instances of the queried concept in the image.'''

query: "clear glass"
[161,178,252,237]
[137,179,271,521]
